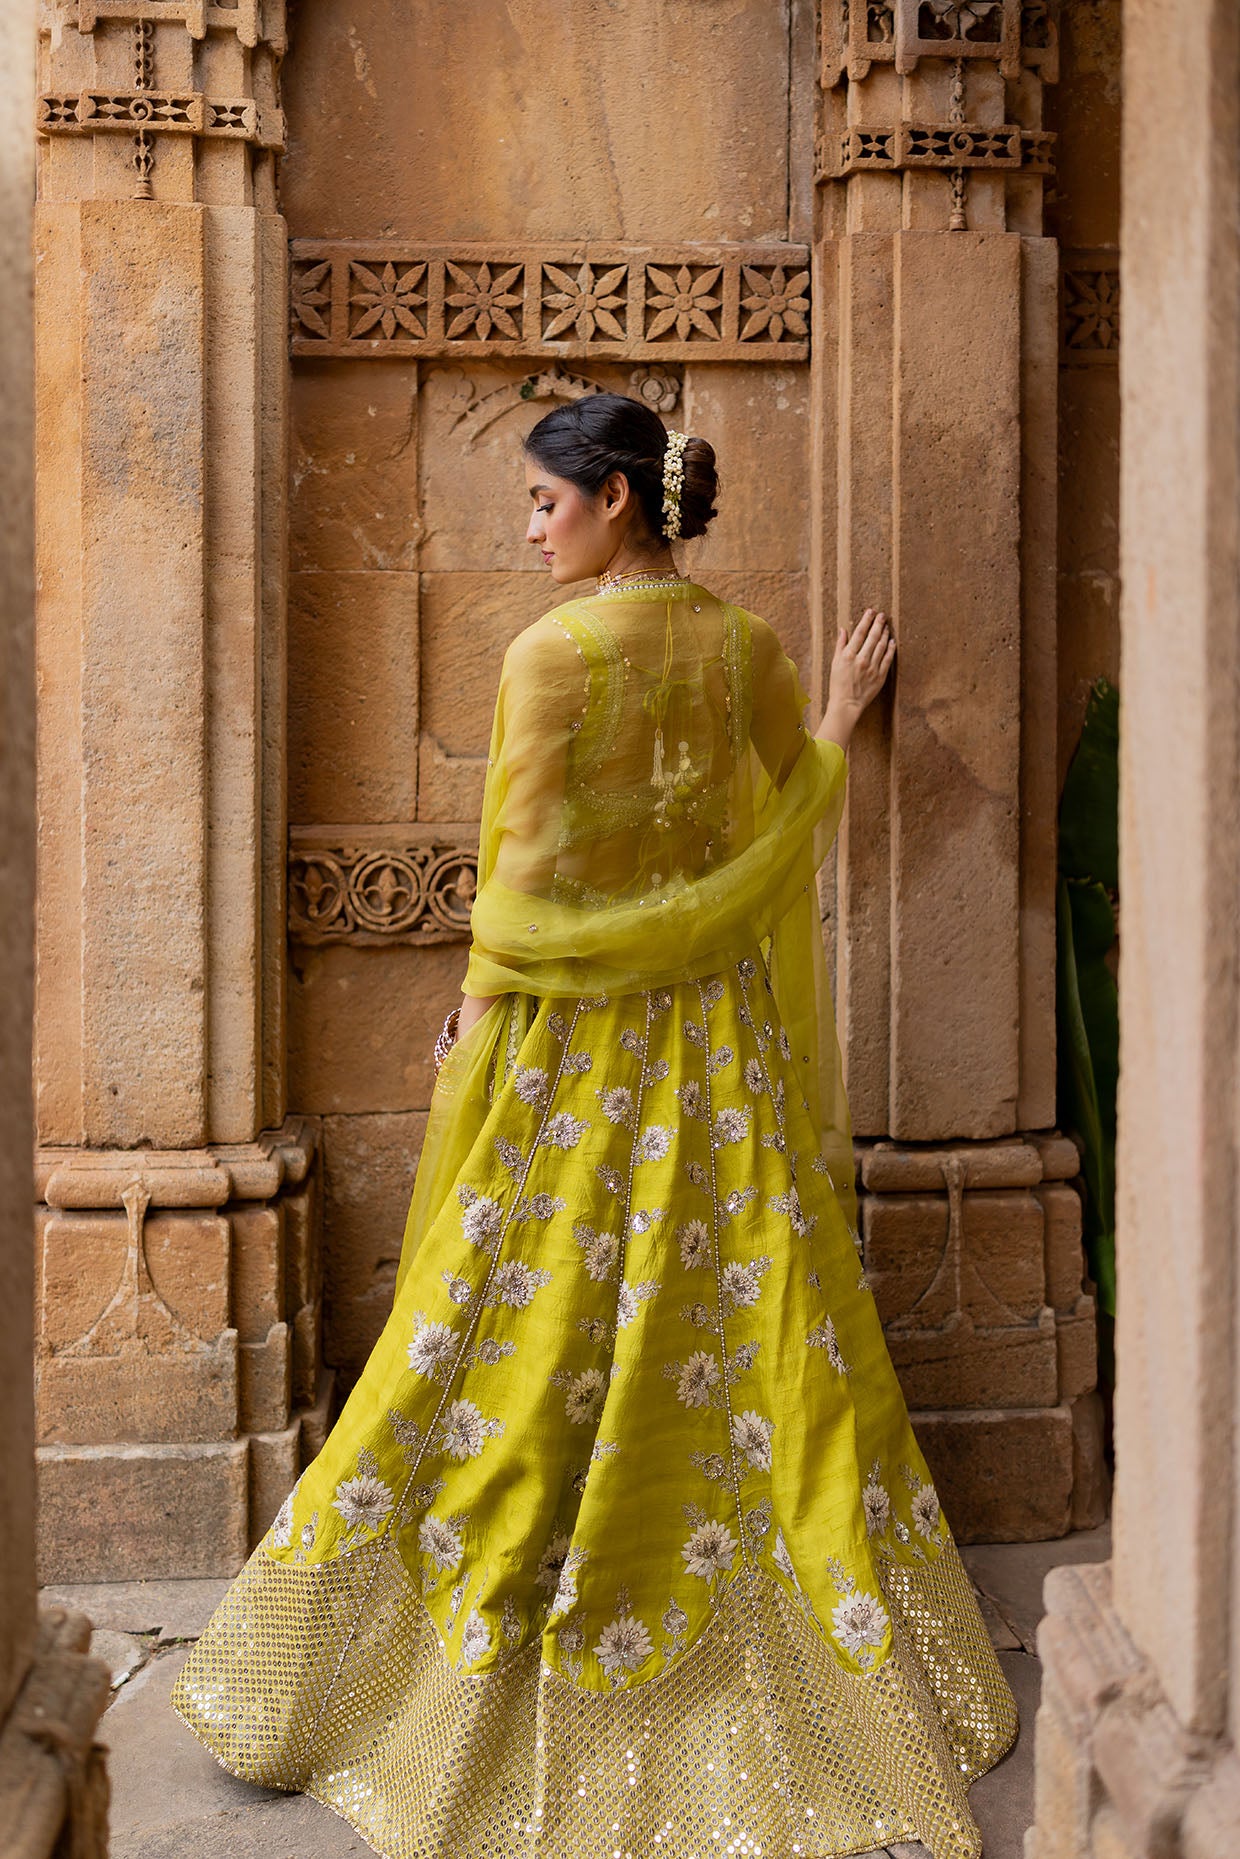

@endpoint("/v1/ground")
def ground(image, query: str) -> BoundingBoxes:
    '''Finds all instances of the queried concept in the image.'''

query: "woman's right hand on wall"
[816,607,896,753]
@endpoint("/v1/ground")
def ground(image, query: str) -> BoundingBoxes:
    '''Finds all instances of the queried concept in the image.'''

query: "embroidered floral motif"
[676,1079,706,1119]
[332,1453,394,1539]
[573,1220,621,1281]
[540,1112,590,1150]
[407,1317,459,1379]
[615,1278,660,1327]
[743,1057,767,1095]
[770,1185,816,1237]
[493,1136,525,1175]
[418,1512,464,1573]
[644,1058,670,1084]
[720,1185,759,1224]
[513,1065,550,1108]
[708,1044,734,1075]
[463,1336,517,1369]
[501,1596,522,1645]
[677,1218,711,1270]
[711,1105,751,1147]
[862,1469,891,1538]
[512,1190,566,1224]
[730,1408,775,1471]
[270,1485,296,1549]
[831,1588,890,1666]
[661,1597,689,1658]
[911,1480,942,1541]
[595,1611,654,1682]
[669,1350,721,1407]
[721,1255,772,1312]
[441,1271,474,1304]
[386,1409,424,1460]
[628,1206,663,1236]
[681,1518,738,1582]
[807,1316,849,1374]
[595,1162,625,1196]
[551,1366,608,1424]
[437,1399,504,1460]
[536,1530,573,1592]
[563,1051,594,1073]
[460,1191,504,1251]
[459,1608,491,1668]
[634,1123,676,1162]
[486,1259,553,1309]
[597,1084,636,1127]
[690,1449,728,1480]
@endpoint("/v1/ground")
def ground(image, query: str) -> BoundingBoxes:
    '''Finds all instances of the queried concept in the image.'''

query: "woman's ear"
[602,470,632,519]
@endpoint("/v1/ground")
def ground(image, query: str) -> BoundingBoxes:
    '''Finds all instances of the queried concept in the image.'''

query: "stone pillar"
[814,0,1099,1538]
[0,2,110,1848]
[34,0,327,1579]
[1030,1,1240,1850]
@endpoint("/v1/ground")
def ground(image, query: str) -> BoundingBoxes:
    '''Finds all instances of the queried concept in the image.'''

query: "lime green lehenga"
[173,582,1016,1859]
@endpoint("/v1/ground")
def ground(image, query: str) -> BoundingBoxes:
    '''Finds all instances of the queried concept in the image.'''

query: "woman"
[174,394,1016,1858]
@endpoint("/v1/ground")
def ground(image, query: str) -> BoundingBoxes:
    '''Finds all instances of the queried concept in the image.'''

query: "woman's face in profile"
[523,456,624,585]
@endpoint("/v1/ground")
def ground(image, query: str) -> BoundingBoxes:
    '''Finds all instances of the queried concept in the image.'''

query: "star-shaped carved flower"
[444,261,524,341]
[1065,270,1119,350]
[541,262,628,341]
[644,265,723,343]
[348,261,427,340]
[739,265,810,342]
[291,260,332,339]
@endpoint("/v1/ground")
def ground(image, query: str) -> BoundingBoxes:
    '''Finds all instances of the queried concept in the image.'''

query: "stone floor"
[43,1524,1111,1859]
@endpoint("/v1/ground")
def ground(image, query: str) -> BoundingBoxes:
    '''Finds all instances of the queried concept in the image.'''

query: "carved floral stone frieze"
[825,119,1053,179]
[290,242,812,363]
[289,827,479,946]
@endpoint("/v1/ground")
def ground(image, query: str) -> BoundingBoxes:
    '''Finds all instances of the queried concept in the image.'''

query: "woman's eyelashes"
[536,503,553,515]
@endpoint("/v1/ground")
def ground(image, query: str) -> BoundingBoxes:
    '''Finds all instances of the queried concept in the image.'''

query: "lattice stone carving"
[38,89,283,147]
[1061,254,1119,364]
[823,0,1058,85]
[290,243,812,362]
[829,121,1053,177]
[289,828,479,946]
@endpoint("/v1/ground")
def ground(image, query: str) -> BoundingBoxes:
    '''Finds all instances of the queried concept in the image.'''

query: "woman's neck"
[600,538,681,581]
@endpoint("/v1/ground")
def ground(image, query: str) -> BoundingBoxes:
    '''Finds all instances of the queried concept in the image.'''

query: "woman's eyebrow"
[529,483,552,498]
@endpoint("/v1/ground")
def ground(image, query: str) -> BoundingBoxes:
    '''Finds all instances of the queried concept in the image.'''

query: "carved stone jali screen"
[31,0,1103,1577]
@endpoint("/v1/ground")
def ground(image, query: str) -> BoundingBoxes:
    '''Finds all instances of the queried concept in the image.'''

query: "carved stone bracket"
[290,242,811,363]
[35,1115,318,1211]
[1061,251,1120,364]
[73,0,284,51]
[824,120,1053,179]
[822,0,1058,87]
[289,826,479,946]
[38,88,284,148]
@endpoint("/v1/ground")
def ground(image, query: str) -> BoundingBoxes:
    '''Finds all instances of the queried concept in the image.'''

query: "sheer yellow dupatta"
[396,589,857,1291]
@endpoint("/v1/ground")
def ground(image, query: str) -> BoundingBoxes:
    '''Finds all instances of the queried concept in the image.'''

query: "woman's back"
[487,581,811,907]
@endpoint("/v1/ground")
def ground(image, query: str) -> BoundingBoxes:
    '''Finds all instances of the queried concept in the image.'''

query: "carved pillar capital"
[816,0,1058,234]
[37,0,285,206]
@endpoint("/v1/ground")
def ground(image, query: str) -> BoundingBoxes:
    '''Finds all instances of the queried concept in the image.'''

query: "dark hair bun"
[675,435,719,541]
[523,392,721,543]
